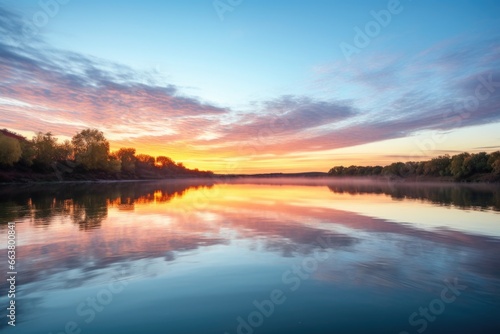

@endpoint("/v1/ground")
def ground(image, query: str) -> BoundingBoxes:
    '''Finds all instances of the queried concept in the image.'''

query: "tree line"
[0,128,213,180]
[328,151,500,181]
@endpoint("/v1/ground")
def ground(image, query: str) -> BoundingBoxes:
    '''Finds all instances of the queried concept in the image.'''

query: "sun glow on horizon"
[1,2,499,174]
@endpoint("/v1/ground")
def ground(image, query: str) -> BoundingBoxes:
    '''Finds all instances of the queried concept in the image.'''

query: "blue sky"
[37,0,500,105]
[0,0,499,172]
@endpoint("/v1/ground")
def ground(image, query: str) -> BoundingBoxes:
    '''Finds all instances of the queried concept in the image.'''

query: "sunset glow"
[1,1,499,173]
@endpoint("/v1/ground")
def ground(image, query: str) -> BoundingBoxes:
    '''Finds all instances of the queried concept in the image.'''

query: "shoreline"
[1,172,498,186]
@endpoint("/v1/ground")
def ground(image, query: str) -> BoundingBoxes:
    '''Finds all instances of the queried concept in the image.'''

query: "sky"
[0,0,499,173]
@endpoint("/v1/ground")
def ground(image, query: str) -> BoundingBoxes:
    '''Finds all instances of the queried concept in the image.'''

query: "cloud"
[219,96,357,139]
[182,35,500,158]
[275,36,500,152]
[0,6,227,141]
[1,4,499,169]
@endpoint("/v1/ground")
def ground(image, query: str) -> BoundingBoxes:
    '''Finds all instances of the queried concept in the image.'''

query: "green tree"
[382,162,406,177]
[487,151,500,175]
[423,155,451,176]
[72,129,110,170]
[55,140,74,161]
[462,152,490,176]
[0,133,22,166]
[116,148,136,173]
[450,152,470,179]
[107,154,122,173]
[19,140,35,166]
[32,132,59,166]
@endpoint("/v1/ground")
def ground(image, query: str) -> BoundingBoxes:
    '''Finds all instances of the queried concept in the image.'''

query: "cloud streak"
[0,5,499,172]
[0,7,227,141]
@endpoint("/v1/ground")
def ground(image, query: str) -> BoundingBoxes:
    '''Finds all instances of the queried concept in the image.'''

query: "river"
[0,179,499,333]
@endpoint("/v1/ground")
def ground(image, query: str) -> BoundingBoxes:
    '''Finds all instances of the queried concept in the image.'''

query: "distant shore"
[2,170,499,185]
[219,173,500,184]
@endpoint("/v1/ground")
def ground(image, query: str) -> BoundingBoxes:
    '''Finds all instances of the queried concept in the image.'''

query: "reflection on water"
[327,181,500,211]
[0,180,215,228]
[0,179,499,334]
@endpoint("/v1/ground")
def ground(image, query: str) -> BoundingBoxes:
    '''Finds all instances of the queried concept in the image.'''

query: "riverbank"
[2,170,499,185]
[0,169,212,184]
[218,172,500,183]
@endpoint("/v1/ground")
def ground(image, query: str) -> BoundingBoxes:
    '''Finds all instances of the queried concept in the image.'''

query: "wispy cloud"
[0,5,499,171]
[0,7,227,141]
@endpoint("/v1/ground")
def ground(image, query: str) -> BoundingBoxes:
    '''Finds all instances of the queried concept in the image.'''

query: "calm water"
[0,179,499,334]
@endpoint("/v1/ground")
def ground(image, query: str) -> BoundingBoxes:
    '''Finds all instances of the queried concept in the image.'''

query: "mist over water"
[0,179,499,333]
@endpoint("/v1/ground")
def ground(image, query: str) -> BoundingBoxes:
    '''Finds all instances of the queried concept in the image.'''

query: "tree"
[19,140,35,166]
[136,154,155,167]
[0,133,22,166]
[32,132,59,166]
[415,161,426,175]
[382,162,406,177]
[423,155,451,176]
[487,151,500,175]
[328,166,345,176]
[156,156,175,168]
[371,166,383,175]
[116,148,136,173]
[72,129,110,170]
[450,152,470,179]
[55,140,74,161]
[107,154,122,173]
[462,152,490,176]
[327,151,500,181]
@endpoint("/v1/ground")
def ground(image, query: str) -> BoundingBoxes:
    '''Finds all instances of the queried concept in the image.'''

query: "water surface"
[0,179,499,334]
